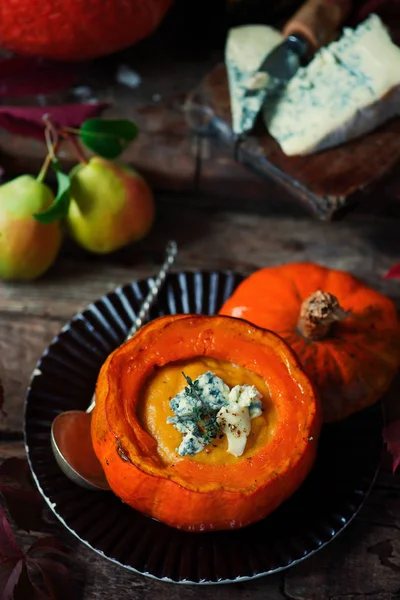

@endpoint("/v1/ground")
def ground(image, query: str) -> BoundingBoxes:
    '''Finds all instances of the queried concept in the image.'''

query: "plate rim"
[23,268,383,585]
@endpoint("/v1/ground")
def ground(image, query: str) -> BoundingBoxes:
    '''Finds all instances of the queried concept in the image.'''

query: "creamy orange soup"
[138,357,276,466]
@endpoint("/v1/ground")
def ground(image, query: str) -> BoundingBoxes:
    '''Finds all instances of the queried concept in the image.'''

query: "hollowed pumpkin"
[219,262,400,423]
[91,314,321,532]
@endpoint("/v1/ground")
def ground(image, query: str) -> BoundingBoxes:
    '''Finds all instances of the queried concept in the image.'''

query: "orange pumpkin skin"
[91,314,321,532]
[219,262,400,423]
[0,0,174,61]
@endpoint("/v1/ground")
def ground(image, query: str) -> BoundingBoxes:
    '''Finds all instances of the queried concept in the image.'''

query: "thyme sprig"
[181,372,220,445]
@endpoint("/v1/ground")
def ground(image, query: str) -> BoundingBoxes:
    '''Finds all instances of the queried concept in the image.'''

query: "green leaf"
[33,160,71,224]
[79,118,138,159]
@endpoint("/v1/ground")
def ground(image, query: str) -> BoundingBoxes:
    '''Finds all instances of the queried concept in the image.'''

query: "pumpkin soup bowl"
[91,314,321,532]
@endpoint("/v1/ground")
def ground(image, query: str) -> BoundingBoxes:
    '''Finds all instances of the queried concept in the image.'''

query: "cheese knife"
[244,0,352,95]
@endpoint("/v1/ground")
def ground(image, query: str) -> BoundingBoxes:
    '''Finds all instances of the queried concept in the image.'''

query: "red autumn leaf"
[0,458,44,532]
[383,264,400,280]
[0,102,109,140]
[11,563,38,600]
[27,537,69,559]
[29,558,69,578]
[0,458,33,486]
[0,56,84,98]
[0,559,24,600]
[0,505,23,560]
[0,494,73,600]
[0,488,44,534]
[28,558,71,600]
[0,508,26,599]
[383,420,400,473]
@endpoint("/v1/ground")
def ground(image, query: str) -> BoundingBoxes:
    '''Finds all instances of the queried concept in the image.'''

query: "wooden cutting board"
[185,12,400,220]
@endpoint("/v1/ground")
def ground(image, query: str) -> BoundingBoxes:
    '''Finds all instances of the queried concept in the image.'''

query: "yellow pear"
[0,175,63,280]
[66,157,155,254]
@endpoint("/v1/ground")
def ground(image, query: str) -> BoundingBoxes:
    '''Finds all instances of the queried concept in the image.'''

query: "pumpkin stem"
[298,290,347,340]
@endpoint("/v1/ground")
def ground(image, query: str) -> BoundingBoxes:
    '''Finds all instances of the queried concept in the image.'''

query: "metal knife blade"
[244,34,309,97]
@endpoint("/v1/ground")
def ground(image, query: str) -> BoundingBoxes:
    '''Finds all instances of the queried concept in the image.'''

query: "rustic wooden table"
[0,200,399,599]
[2,2,400,223]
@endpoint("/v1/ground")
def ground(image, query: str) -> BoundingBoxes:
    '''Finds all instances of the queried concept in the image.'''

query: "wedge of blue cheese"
[263,14,400,156]
[167,371,262,457]
[225,24,284,135]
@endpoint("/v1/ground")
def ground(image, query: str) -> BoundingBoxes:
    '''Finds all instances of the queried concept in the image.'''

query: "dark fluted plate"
[24,271,382,585]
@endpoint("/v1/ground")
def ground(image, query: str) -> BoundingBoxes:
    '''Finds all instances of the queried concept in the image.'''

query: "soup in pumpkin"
[138,356,276,466]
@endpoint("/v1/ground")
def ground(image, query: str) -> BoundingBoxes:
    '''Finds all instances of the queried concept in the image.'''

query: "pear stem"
[36,137,60,183]
[36,153,52,183]
[62,130,88,164]
[62,127,81,135]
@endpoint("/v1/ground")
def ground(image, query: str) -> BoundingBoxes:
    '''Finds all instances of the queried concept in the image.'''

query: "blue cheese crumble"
[167,371,262,457]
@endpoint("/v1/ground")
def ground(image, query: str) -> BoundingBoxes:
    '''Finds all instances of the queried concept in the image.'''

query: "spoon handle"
[126,240,178,339]
[87,240,178,414]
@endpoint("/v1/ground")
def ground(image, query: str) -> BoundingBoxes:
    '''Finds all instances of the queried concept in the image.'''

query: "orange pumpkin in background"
[91,313,321,532]
[0,0,174,61]
[220,262,400,423]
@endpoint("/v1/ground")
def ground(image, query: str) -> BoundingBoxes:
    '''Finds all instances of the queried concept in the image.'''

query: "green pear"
[0,175,63,280]
[66,157,155,254]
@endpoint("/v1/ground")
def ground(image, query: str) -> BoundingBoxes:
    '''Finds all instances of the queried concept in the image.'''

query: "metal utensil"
[51,240,178,491]
[244,0,352,96]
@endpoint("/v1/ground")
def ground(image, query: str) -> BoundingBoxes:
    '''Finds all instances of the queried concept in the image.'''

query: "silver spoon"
[51,240,178,491]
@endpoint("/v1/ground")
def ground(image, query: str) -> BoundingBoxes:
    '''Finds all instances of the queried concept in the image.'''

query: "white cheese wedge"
[263,14,400,156]
[225,24,284,134]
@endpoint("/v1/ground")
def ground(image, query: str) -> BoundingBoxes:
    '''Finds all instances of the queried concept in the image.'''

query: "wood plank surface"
[2,3,400,222]
[0,203,399,598]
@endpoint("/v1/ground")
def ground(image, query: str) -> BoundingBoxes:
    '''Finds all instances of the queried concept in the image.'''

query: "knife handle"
[283,0,352,50]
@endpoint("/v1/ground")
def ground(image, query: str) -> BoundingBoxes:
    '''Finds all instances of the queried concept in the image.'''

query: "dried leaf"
[0,103,109,140]
[0,505,23,559]
[383,264,400,279]
[383,420,400,472]
[0,57,82,98]
[0,559,24,600]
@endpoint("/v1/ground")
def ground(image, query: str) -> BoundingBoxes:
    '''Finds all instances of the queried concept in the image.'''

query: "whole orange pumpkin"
[0,0,174,61]
[220,262,400,423]
[91,313,321,532]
